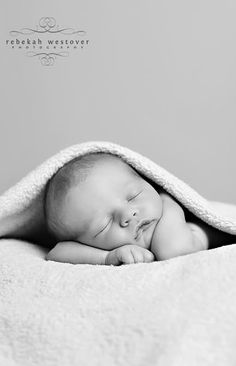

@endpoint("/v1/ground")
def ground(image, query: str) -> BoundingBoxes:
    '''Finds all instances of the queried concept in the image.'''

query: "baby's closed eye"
[128,190,143,201]
[95,218,113,237]
[95,189,143,237]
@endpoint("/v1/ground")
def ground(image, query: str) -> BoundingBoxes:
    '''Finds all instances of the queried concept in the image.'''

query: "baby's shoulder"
[158,191,186,222]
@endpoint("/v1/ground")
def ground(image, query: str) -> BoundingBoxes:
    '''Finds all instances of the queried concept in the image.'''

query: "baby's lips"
[135,219,156,240]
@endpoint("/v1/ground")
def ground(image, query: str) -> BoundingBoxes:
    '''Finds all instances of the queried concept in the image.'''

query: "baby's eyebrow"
[123,180,140,192]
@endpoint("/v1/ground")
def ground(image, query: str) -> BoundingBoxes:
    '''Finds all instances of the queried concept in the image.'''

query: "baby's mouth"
[135,219,156,241]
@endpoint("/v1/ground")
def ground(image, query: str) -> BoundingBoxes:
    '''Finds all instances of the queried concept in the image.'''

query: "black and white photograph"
[0,1,236,365]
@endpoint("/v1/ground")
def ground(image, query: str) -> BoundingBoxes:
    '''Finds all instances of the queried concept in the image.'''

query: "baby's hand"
[105,244,155,266]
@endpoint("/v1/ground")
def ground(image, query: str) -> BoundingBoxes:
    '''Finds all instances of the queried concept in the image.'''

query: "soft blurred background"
[0,0,235,203]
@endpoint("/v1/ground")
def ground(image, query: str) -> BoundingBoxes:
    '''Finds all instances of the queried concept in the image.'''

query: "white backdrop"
[0,0,235,203]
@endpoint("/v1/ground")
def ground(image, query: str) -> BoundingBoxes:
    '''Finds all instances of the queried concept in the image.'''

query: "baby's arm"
[46,241,109,265]
[46,241,154,265]
[151,193,209,260]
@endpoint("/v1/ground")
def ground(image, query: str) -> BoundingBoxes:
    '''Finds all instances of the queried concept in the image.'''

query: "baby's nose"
[120,209,137,227]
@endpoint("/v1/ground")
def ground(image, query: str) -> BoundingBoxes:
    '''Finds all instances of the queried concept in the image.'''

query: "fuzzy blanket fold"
[1,239,236,366]
[0,140,236,245]
[1,140,236,366]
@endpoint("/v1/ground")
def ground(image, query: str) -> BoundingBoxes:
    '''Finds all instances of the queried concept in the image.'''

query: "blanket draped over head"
[0,140,236,247]
[1,140,236,366]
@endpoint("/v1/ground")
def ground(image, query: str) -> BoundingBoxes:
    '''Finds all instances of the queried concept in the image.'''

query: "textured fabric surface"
[1,239,236,366]
[1,140,236,366]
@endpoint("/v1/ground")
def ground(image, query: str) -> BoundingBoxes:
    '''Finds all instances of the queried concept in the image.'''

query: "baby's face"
[60,158,163,251]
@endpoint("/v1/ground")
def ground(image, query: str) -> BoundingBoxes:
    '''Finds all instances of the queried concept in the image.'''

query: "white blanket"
[0,141,236,366]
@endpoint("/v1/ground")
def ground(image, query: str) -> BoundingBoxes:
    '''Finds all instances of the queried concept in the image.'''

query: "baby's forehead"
[71,158,143,194]
[101,158,142,180]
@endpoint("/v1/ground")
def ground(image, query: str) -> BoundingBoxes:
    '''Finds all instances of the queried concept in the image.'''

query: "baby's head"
[45,153,163,251]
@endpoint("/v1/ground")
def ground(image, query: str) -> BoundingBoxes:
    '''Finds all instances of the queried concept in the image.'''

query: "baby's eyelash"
[95,218,112,237]
[128,191,142,201]
[95,190,143,237]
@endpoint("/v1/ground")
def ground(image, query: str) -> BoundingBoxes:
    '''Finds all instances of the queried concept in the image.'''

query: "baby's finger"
[143,251,155,262]
[132,249,145,263]
[119,251,135,265]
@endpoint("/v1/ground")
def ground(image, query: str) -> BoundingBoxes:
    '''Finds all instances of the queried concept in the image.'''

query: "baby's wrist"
[104,250,115,265]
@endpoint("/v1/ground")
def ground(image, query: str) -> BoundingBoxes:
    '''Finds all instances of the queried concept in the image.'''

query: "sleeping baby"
[44,153,235,265]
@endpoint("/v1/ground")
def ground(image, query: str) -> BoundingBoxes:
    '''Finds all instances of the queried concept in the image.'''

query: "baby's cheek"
[145,190,163,218]
[106,228,133,249]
